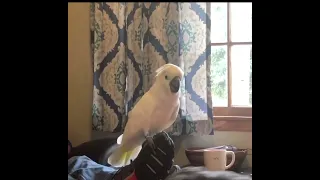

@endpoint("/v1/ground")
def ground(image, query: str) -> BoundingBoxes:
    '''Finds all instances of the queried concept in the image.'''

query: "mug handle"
[225,151,236,170]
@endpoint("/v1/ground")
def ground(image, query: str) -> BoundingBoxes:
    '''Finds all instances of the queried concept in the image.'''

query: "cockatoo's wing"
[108,92,156,167]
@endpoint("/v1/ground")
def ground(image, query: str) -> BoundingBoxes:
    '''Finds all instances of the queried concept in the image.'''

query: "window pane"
[230,3,252,42]
[211,3,227,43]
[231,45,252,106]
[211,45,228,107]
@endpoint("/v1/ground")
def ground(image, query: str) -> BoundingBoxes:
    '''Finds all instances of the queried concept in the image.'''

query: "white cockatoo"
[108,63,184,167]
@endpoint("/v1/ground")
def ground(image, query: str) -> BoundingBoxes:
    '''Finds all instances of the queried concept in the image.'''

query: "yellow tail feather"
[108,145,142,167]
[124,150,132,165]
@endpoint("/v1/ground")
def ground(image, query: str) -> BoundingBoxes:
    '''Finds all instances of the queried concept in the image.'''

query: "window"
[210,3,252,131]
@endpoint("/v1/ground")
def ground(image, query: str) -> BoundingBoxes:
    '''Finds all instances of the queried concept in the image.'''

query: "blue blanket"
[68,156,116,180]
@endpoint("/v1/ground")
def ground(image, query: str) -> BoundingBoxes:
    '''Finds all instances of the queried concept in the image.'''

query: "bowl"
[185,146,248,171]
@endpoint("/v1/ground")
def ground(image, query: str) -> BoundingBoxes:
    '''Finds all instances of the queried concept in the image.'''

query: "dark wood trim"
[213,107,252,117]
[214,116,252,132]
[227,2,232,107]
[211,42,252,46]
[215,116,251,121]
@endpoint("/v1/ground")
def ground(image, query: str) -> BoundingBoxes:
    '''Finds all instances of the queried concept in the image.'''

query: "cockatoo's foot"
[146,135,156,154]
[112,132,175,180]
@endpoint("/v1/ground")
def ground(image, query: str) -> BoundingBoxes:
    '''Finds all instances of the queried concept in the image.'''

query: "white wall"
[68,2,92,146]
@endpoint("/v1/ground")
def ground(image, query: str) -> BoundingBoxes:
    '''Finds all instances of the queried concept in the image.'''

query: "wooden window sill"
[214,116,252,132]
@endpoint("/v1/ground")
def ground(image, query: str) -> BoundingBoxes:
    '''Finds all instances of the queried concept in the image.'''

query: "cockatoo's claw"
[146,136,156,154]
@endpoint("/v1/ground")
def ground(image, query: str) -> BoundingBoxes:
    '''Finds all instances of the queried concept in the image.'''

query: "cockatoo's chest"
[148,97,178,133]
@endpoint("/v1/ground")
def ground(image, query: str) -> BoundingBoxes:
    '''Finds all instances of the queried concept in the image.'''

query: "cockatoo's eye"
[165,75,169,80]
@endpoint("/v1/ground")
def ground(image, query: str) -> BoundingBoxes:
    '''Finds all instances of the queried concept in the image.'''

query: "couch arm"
[68,136,118,164]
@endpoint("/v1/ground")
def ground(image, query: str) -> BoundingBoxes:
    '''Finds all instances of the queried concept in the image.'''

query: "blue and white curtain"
[91,2,213,136]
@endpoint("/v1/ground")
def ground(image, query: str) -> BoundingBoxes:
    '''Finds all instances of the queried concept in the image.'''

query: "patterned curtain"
[91,2,213,136]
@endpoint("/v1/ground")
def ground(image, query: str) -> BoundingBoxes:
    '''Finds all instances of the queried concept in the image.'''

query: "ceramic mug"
[204,149,236,171]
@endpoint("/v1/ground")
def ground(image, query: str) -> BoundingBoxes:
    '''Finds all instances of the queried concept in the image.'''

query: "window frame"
[211,3,252,131]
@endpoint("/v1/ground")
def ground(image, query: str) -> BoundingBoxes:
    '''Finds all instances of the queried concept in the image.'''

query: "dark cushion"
[68,140,72,154]
[68,136,118,164]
